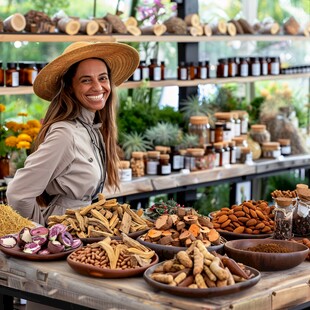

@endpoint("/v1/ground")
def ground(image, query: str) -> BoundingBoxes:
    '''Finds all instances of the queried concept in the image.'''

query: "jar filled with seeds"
[249,124,271,146]
[293,187,310,236]
[273,197,294,240]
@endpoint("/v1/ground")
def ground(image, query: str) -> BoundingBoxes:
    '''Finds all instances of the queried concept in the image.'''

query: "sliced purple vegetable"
[38,249,51,255]
[18,227,33,246]
[0,235,18,248]
[48,224,67,241]
[32,235,47,246]
[57,231,73,247]
[47,240,65,253]
[70,238,82,249]
[23,242,41,254]
[30,226,49,238]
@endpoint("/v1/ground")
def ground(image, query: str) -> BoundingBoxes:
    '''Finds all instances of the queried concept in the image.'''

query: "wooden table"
[0,252,309,310]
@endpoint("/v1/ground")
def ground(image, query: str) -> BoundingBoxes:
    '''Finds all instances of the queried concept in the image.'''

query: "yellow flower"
[17,112,28,117]
[17,133,32,143]
[16,141,31,149]
[27,119,41,128]
[5,136,18,147]
[0,104,5,112]
[260,89,270,97]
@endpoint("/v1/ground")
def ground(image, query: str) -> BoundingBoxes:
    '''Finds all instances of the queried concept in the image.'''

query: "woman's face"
[72,58,111,112]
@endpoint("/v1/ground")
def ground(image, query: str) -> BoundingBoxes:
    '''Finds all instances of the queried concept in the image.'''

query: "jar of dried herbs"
[293,188,310,236]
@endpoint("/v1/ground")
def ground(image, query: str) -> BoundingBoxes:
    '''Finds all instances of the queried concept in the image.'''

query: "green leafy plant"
[180,95,213,121]
[119,131,152,160]
[145,199,184,220]
[179,133,199,149]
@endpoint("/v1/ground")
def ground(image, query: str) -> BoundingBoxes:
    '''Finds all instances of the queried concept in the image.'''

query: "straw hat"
[33,41,140,101]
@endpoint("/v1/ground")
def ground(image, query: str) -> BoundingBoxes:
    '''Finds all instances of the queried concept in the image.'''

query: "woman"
[6,41,140,226]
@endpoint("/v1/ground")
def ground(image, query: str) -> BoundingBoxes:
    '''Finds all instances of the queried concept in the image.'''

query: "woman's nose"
[92,80,102,90]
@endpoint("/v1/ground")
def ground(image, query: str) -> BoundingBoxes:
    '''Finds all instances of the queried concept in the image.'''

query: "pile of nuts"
[211,200,275,235]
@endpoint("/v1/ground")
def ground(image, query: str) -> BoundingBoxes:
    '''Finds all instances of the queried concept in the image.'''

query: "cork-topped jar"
[188,116,210,147]
[293,187,310,236]
[146,151,160,175]
[261,142,281,159]
[249,124,271,145]
[119,160,132,182]
[130,151,145,177]
[278,139,291,156]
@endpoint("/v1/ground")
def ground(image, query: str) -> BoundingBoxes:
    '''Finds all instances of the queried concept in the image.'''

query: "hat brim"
[33,42,140,101]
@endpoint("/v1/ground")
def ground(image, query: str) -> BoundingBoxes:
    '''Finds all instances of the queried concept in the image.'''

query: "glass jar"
[191,148,205,171]
[229,141,237,164]
[261,142,281,159]
[189,116,210,147]
[140,60,149,80]
[214,122,224,143]
[188,62,196,80]
[227,57,237,77]
[214,112,235,138]
[130,152,145,177]
[240,147,253,164]
[157,154,171,175]
[184,148,195,171]
[249,57,261,76]
[231,110,249,135]
[170,146,185,172]
[217,58,228,78]
[146,151,160,175]
[232,136,248,162]
[23,62,38,85]
[269,56,280,75]
[160,61,166,80]
[213,142,224,167]
[238,57,249,77]
[232,112,241,137]
[130,62,141,81]
[273,197,294,240]
[196,61,208,80]
[278,139,291,156]
[5,62,19,87]
[204,144,216,169]
[149,58,161,81]
[222,141,230,166]
[178,61,188,80]
[118,160,132,182]
[259,56,268,76]
[249,124,271,145]
[292,188,310,236]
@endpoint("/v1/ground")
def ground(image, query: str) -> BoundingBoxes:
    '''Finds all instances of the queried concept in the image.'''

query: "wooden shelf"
[1,73,309,95]
[1,33,310,43]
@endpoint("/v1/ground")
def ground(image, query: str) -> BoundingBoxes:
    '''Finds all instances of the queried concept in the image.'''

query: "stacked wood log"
[3,13,26,32]
[283,16,300,35]
[184,13,203,36]
[228,19,244,34]
[164,16,187,35]
[104,13,127,34]
[237,18,255,34]
[79,19,99,35]
[24,10,55,33]
[202,23,212,36]
[253,19,280,35]
[123,16,141,36]
[140,24,167,36]
[210,19,227,35]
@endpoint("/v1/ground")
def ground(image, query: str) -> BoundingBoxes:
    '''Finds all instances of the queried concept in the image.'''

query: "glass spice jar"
[278,139,291,156]
[157,154,171,175]
[229,141,237,164]
[222,141,230,166]
[240,147,253,164]
[261,142,281,159]
[5,62,19,87]
[214,112,235,139]
[213,142,224,167]
[149,58,161,81]
[118,160,132,182]
[146,151,160,175]
[23,62,38,85]
[196,60,208,80]
[184,148,195,171]
[249,124,271,145]
[178,61,188,80]
[189,116,210,147]
[204,144,216,169]
[238,57,249,77]
[170,147,185,172]
[217,58,228,78]
[292,187,310,236]
[273,197,294,240]
[232,136,248,162]
[130,152,145,177]
[231,110,249,135]
[249,57,261,76]
[191,148,205,171]
[227,57,237,77]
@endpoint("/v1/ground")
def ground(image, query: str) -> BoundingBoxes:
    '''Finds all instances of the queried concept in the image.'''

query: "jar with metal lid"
[278,139,291,156]
[157,154,171,175]
[249,124,271,145]
[238,57,249,77]
[217,58,228,78]
[204,144,216,169]
[231,110,249,135]
[0,62,4,86]
[273,197,294,240]
[232,136,248,162]
[189,116,210,147]
[214,112,235,138]
[249,57,261,76]
[130,152,145,177]
[292,187,310,236]
[146,151,160,175]
[5,62,19,87]
[240,147,253,164]
[119,160,132,182]
[222,141,230,166]
[261,142,281,159]
[213,142,224,167]
[229,141,237,164]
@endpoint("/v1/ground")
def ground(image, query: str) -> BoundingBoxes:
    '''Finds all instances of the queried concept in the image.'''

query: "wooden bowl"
[224,238,309,271]
[137,236,226,261]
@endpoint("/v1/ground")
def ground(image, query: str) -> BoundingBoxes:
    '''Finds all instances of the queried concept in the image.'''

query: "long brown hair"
[34,58,120,205]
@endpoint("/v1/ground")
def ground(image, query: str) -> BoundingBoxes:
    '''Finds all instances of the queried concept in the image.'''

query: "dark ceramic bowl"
[137,236,226,261]
[224,238,309,271]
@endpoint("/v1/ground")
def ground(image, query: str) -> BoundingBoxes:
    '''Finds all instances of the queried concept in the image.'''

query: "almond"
[255,222,265,229]
[221,219,231,228]
[228,214,238,221]
[233,226,245,234]
[250,209,258,218]
[246,219,257,227]
[238,217,249,223]
[256,210,266,220]
[217,214,229,224]
[242,205,250,214]
[245,228,253,234]
[234,211,245,217]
